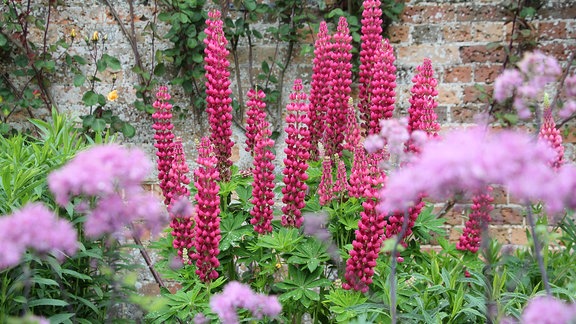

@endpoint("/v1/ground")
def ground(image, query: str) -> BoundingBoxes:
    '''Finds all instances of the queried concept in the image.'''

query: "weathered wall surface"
[7,0,576,248]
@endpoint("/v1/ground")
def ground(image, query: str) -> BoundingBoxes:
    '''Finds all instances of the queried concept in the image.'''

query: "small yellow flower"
[92,31,99,42]
[70,29,76,39]
[107,90,118,102]
[543,92,550,108]
[275,263,282,269]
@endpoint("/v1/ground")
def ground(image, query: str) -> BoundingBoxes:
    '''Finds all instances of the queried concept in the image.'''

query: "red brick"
[455,4,506,22]
[451,104,484,123]
[491,185,508,205]
[510,227,529,245]
[387,25,410,43]
[491,207,524,225]
[460,45,506,63]
[444,65,473,83]
[401,5,456,24]
[490,226,510,244]
[437,85,460,105]
[442,204,467,226]
[539,4,576,19]
[540,42,576,61]
[538,21,567,40]
[442,23,473,42]
[474,64,502,83]
[472,22,505,42]
[463,84,493,104]
[449,226,464,243]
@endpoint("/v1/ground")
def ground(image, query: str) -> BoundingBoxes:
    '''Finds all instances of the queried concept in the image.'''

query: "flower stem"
[525,203,551,295]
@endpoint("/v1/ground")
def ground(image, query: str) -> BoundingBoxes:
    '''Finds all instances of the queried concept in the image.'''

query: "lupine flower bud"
[538,108,564,170]
[343,151,386,292]
[318,156,333,206]
[191,137,221,282]
[204,10,234,181]
[324,17,353,157]
[358,0,384,136]
[308,21,332,161]
[456,187,494,253]
[245,88,269,156]
[250,130,276,234]
[282,79,310,228]
[152,86,175,205]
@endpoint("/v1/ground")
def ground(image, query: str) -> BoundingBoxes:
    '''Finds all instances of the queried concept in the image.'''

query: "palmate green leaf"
[257,227,302,253]
[220,211,252,251]
[287,239,330,272]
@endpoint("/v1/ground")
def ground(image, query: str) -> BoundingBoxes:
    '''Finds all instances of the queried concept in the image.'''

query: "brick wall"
[17,0,576,248]
[386,0,575,246]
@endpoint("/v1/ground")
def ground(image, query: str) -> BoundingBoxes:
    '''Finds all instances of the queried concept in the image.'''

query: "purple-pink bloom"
[210,281,281,324]
[378,127,576,216]
[522,296,576,324]
[48,144,167,239]
[0,203,78,269]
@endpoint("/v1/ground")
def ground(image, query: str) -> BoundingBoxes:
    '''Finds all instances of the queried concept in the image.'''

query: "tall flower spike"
[456,187,494,253]
[152,86,175,205]
[332,154,348,198]
[324,17,353,157]
[250,131,276,234]
[358,0,384,136]
[204,10,234,181]
[318,156,333,206]
[343,98,361,151]
[167,138,194,261]
[538,107,564,170]
[343,151,386,292]
[282,79,311,228]
[308,21,332,161]
[245,88,269,156]
[348,144,369,198]
[170,197,195,264]
[191,137,221,282]
[368,40,396,135]
[408,58,439,142]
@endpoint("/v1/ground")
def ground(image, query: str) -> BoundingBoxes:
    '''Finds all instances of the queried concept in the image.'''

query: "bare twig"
[435,199,456,219]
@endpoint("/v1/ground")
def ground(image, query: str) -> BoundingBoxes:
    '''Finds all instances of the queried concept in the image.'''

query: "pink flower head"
[0,203,78,269]
[48,144,167,239]
[245,88,269,156]
[308,21,332,160]
[358,0,384,136]
[250,131,276,234]
[210,281,282,324]
[343,151,386,292]
[456,187,494,253]
[282,79,311,228]
[204,9,234,181]
[538,108,564,170]
[378,127,576,216]
[191,137,221,282]
[324,17,353,157]
[522,296,576,324]
[152,85,175,204]
[367,39,396,135]
[494,51,562,120]
[494,69,523,102]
